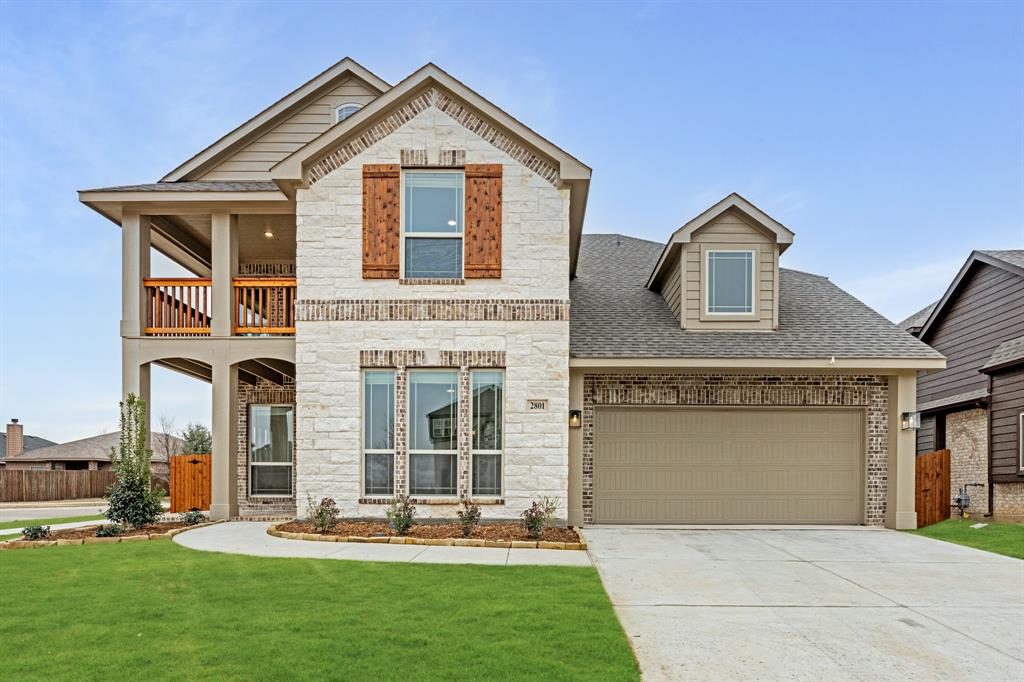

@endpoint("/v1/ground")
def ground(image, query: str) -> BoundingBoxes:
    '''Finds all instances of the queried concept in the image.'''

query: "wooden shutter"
[362,164,400,279]
[464,164,502,278]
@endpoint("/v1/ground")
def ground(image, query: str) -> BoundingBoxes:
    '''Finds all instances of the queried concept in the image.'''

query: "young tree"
[104,394,163,528]
[180,423,213,454]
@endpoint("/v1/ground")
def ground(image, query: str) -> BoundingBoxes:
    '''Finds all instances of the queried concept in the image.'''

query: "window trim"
[400,169,465,281]
[700,246,757,315]
[470,369,505,498]
[334,102,362,123]
[1019,412,1023,471]
[248,403,294,498]
[407,368,460,497]
[362,369,397,497]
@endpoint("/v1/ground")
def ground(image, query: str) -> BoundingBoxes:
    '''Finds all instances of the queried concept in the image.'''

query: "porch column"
[210,360,239,520]
[211,211,238,338]
[887,372,918,529]
[121,343,152,453]
[120,211,151,337]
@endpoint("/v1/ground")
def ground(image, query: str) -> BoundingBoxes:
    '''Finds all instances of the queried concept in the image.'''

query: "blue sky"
[1,0,1022,442]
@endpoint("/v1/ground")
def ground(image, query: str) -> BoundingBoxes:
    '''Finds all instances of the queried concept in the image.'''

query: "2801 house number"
[527,399,549,411]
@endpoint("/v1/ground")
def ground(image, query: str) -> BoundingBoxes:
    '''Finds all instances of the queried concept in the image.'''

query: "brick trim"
[359,497,505,506]
[399,278,465,286]
[297,299,569,322]
[360,350,506,368]
[399,149,465,167]
[306,88,559,187]
[580,373,889,526]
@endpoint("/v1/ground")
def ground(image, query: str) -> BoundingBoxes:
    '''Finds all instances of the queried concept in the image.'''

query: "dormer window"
[706,250,754,315]
[335,103,362,123]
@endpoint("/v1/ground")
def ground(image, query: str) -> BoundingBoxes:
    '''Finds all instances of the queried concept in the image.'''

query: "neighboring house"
[899,250,1024,520]
[4,431,178,478]
[79,58,942,528]
[0,419,57,468]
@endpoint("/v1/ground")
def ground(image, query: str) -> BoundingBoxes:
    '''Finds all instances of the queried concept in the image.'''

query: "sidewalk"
[174,522,593,567]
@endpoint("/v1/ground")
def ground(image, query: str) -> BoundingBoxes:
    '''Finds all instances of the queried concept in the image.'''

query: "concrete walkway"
[174,522,593,567]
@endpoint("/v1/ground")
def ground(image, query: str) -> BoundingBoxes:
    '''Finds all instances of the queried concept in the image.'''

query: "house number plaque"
[527,399,549,412]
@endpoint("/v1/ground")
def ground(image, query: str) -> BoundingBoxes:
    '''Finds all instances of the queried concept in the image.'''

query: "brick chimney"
[6,418,24,457]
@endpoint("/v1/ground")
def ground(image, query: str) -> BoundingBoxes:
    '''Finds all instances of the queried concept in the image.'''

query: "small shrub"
[305,494,340,533]
[180,510,205,526]
[21,525,50,541]
[457,499,482,537]
[95,524,124,538]
[521,496,558,540]
[385,494,417,535]
[105,481,164,529]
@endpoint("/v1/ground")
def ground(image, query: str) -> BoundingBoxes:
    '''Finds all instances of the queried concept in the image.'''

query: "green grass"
[0,541,638,681]
[0,532,19,541]
[0,514,105,531]
[908,518,1024,559]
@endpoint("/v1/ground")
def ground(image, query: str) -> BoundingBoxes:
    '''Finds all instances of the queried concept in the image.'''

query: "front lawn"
[0,514,105,531]
[0,541,638,680]
[908,518,1024,559]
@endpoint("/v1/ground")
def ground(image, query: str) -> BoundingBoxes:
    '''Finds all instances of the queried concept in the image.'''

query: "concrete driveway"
[585,526,1024,681]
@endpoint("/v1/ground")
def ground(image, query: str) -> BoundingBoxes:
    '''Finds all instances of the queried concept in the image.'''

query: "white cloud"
[839,257,963,323]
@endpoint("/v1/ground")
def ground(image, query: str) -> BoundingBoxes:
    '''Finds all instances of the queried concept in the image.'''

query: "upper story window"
[403,171,464,280]
[335,103,362,123]
[706,250,754,315]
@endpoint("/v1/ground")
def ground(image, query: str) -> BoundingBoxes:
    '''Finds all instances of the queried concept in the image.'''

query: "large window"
[706,250,754,314]
[403,171,464,279]
[364,371,396,496]
[250,405,294,496]
[408,370,458,496]
[471,370,504,497]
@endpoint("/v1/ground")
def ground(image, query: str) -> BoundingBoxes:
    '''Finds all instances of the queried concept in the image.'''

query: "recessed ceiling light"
[264,228,274,239]
[447,220,456,226]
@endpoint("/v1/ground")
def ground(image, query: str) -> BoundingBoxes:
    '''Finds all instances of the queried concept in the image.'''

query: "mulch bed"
[21,522,188,542]
[277,520,581,543]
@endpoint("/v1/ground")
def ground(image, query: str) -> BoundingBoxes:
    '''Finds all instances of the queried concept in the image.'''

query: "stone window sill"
[359,497,504,506]
[399,278,465,286]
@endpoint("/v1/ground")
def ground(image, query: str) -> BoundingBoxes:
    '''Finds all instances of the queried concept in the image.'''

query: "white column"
[211,211,238,337]
[887,372,918,529]
[209,361,238,520]
[120,211,151,337]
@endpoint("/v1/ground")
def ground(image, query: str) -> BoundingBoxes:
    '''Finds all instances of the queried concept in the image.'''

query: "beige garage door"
[593,407,864,524]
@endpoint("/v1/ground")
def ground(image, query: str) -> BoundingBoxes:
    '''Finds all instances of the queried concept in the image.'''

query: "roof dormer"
[647,193,795,331]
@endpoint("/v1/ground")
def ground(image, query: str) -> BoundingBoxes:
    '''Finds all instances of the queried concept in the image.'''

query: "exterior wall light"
[568,410,582,429]
[901,411,921,430]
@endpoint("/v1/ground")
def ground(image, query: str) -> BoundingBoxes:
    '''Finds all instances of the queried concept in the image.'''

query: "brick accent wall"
[946,408,989,514]
[297,299,569,322]
[360,349,506,368]
[236,378,297,519]
[580,373,890,525]
[993,482,1024,521]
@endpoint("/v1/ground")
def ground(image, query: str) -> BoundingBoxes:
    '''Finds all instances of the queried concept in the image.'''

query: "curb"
[0,520,225,550]
[266,522,587,550]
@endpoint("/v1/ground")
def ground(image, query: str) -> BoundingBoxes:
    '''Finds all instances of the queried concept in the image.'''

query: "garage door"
[593,407,864,524]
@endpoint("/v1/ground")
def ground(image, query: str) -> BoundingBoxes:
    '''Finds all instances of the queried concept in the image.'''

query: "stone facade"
[294,101,571,521]
[580,373,890,525]
[945,408,989,515]
[993,482,1024,521]
[236,377,297,519]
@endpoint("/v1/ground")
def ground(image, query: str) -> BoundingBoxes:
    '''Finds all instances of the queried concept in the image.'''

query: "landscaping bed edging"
[0,520,225,550]
[267,523,588,550]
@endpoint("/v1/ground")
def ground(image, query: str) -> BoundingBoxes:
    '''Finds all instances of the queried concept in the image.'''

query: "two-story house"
[80,58,942,528]
[899,250,1024,521]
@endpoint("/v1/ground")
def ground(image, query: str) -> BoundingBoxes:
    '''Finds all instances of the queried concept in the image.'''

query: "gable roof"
[645,193,796,289]
[0,433,57,460]
[981,335,1024,373]
[897,301,937,333]
[6,432,177,463]
[915,250,1024,340]
[571,234,944,362]
[162,57,390,182]
[269,62,592,276]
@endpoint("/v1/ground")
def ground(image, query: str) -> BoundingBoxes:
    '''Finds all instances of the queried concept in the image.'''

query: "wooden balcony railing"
[144,278,212,336]
[233,278,297,335]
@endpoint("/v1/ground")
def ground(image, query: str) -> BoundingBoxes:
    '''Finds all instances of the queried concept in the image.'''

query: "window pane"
[472,371,503,451]
[364,453,394,496]
[250,405,294,463]
[708,251,753,313]
[409,371,459,451]
[472,454,502,497]
[251,465,292,496]
[405,172,463,233]
[405,238,462,279]
[409,453,457,496]
[364,371,395,450]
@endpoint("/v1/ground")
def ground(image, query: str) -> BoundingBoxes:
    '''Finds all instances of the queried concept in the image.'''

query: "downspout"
[986,373,994,518]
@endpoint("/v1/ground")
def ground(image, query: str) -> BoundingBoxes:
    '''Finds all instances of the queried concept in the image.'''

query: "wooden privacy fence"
[0,470,117,502]
[170,454,211,512]
[915,449,951,528]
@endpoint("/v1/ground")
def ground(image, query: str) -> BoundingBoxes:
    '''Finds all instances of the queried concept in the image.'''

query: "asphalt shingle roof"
[570,234,945,359]
[80,182,280,193]
[897,302,936,332]
[917,388,990,413]
[979,249,1024,270]
[7,432,178,463]
[981,335,1024,372]
[0,434,57,460]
